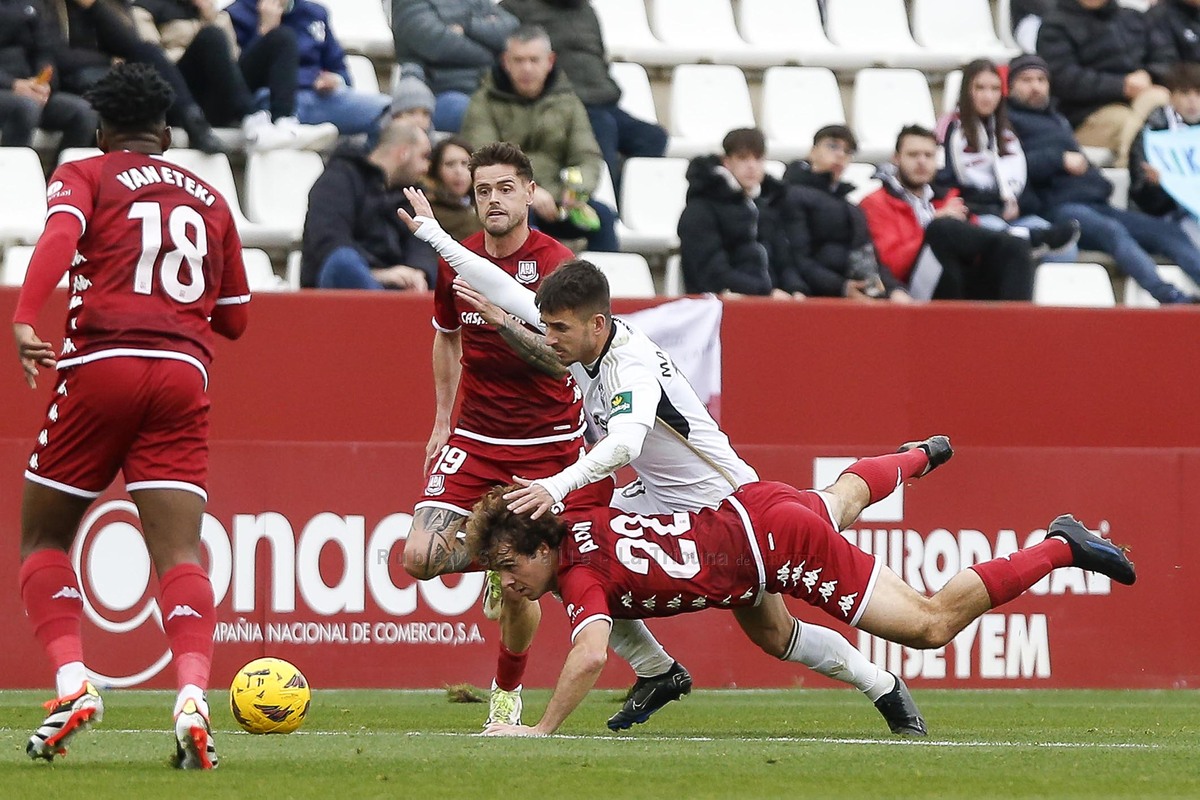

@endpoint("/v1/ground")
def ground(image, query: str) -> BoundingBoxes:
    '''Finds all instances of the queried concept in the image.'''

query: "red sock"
[495,643,528,691]
[19,549,84,671]
[970,539,1073,607]
[159,563,215,691]
[842,449,930,504]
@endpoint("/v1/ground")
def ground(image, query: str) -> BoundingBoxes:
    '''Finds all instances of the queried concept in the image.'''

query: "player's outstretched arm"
[484,620,611,737]
[454,278,567,379]
[398,188,541,326]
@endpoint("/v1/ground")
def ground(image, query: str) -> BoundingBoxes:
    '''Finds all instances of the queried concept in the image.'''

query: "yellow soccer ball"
[229,657,311,734]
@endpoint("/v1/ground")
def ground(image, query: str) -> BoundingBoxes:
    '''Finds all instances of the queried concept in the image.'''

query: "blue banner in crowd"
[1144,127,1200,219]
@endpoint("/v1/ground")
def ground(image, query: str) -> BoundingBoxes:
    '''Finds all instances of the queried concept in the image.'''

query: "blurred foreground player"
[12,64,250,769]
[467,448,1136,736]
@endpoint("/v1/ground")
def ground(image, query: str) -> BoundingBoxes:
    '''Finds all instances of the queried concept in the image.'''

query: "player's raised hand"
[13,323,56,389]
[504,476,555,519]
[398,187,437,233]
[453,278,506,328]
[482,722,546,737]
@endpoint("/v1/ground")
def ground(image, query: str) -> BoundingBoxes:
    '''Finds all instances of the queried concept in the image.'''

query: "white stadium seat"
[1103,167,1130,211]
[942,69,963,116]
[761,67,845,161]
[326,0,393,58]
[0,245,68,287]
[826,0,958,70]
[617,157,689,254]
[1122,265,1200,307]
[161,150,295,248]
[1032,263,1116,307]
[663,254,684,296]
[579,251,656,298]
[244,150,326,240]
[996,0,1020,50]
[910,0,1019,65]
[241,248,288,292]
[345,54,380,95]
[57,147,102,164]
[841,162,883,205]
[593,161,619,211]
[0,148,47,244]
[852,68,938,162]
[667,65,755,158]
[764,160,785,180]
[593,0,675,65]
[610,61,658,124]
[649,0,774,68]
[737,0,868,70]
[286,250,303,290]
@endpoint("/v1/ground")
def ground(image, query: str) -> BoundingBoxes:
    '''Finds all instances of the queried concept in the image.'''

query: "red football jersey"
[432,229,583,443]
[46,152,249,376]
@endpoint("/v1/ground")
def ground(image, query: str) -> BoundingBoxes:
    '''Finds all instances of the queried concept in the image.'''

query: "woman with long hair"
[424,135,483,242]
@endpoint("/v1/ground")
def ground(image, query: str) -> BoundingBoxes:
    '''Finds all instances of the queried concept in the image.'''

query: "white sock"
[173,683,209,718]
[609,618,674,678]
[782,619,896,702]
[55,661,89,697]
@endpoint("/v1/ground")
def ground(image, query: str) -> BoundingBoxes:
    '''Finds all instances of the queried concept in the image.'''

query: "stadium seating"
[244,150,325,241]
[1032,263,1117,307]
[617,157,689,254]
[593,0,674,65]
[1122,266,1200,307]
[1103,167,1130,211]
[345,54,381,94]
[609,61,659,124]
[0,148,48,245]
[326,0,393,58]
[666,65,755,158]
[852,68,938,162]
[579,251,656,298]
[995,0,1020,50]
[649,0,774,68]
[242,248,288,291]
[942,70,963,116]
[663,254,684,296]
[825,0,957,70]
[593,162,619,211]
[910,0,1019,65]
[842,162,883,204]
[736,0,868,71]
[0,245,69,287]
[761,67,845,161]
[286,250,303,290]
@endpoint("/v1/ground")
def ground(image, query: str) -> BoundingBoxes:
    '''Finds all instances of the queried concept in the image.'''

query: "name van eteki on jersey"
[114,165,216,206]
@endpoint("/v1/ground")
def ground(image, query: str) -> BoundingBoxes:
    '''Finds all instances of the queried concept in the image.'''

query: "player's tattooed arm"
[412,507,471,576]
[496,316,568,378]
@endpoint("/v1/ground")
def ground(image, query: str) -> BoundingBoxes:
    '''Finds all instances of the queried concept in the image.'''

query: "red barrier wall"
[1,289,1196,691]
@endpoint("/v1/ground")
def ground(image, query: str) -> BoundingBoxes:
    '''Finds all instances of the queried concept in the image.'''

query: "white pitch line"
[0,728,1159,749]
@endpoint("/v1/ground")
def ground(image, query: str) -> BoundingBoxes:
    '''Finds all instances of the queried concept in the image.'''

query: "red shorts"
[25,356,210,500]
[414,431,584,516]
[735,481,880,626]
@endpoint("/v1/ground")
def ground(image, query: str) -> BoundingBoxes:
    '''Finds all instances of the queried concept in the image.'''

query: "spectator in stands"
[1147,0,1200,65]
[424,135,482,241]
[938,58,1080,263]
[0,0,97,153]
[1036,0,1172,166]
[860,125,1035,301]
[677,127,807,299]
[51,0,226,153]
[130,0,337,151]
[1012,0,1052,54]
[392,0,518,134]
[1008,54,1200,304]
[391,63,437,137]
[300,119,437,289]
[1129,62,1200,226]
[498,0,667,196]
[226,0,391,137]
[461,24,618,251]
[782,125,909,301]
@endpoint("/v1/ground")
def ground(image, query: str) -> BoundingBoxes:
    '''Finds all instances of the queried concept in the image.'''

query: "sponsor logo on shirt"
[516,260,539,284]
[610,391,633,416]
[47,180,70,200]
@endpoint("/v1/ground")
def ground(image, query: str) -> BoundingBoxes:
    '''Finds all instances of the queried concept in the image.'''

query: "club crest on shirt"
[424,474,445,496]
[516,260,539,284]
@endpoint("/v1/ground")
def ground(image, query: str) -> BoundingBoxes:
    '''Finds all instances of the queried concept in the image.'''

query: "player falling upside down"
[399,198,928,734]
[466,447,1137,736]
[12,64,250,769]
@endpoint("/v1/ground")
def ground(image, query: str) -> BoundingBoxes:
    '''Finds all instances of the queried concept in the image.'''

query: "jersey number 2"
[611,513,701,579]
[128,201,208,303]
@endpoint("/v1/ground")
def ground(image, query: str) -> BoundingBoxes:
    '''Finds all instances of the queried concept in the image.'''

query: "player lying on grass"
[399,192,930,735]
[465,447,1136,737]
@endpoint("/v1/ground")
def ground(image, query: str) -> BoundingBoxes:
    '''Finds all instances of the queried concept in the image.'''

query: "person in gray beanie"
[391,63,437,134]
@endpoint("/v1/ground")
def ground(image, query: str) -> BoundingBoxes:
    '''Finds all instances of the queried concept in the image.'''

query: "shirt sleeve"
[45,160,95,234]
[432,258,461,333]
[558,566,613,642]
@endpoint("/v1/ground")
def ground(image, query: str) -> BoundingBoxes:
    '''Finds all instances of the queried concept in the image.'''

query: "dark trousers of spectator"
[586,103,668,200]
[0,90,97,149]
[923,217,1034,300]
[240,26,300,121]
[177,26,255,127]
[533,199,620,252]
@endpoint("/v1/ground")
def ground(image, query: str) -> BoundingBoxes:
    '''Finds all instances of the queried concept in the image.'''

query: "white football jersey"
[570,317,758,513]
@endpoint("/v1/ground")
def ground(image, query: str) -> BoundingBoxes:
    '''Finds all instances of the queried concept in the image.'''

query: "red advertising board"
[0,290,1195,690]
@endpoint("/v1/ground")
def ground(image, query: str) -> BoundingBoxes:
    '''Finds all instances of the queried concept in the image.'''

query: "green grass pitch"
[2,688,1198,799]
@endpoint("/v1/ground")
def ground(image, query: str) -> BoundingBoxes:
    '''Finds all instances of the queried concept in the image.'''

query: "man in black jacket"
[1146,0,1200,65]
[677,127,807,298]
[300,119,437,289]
[783,125,910,301]
[1036,0,1172,166]
[0,0,96,152]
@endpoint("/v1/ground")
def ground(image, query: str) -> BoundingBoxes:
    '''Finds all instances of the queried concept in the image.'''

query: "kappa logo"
[516,260,539,284]
[167,604,202,621]
[51,586,82,600]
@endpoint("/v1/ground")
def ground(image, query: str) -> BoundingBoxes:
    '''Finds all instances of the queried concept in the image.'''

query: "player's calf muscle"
[403,508,468,579]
